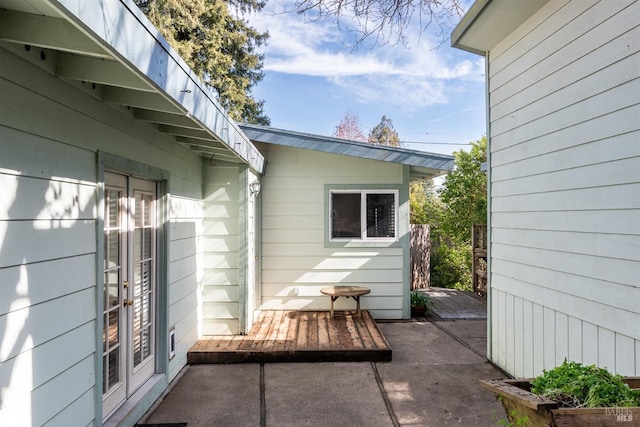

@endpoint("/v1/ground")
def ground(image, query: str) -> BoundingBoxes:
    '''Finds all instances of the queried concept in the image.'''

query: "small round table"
[320,286,371,318]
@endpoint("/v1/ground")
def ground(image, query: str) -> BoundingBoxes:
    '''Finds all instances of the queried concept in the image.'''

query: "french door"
[103,172,157,418]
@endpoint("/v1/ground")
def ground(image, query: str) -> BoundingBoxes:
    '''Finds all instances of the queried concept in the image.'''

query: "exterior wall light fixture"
[249,180,261,197]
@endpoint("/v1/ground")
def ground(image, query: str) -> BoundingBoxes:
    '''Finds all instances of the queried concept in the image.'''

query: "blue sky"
[246,0,486,156]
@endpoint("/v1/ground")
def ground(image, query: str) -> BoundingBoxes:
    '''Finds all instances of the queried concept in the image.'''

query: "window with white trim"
[330,190,398,241]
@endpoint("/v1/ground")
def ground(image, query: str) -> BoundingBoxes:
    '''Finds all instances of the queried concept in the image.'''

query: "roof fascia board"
[451,0,550,55]
[46,0,265,173]
[451,0,492,55]
[240,124,454,173]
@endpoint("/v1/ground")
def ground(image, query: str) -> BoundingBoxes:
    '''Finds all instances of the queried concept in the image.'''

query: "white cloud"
[245,0,484,108]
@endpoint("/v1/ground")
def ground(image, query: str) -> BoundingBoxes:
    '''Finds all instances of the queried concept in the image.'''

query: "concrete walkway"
[139,319,508,427]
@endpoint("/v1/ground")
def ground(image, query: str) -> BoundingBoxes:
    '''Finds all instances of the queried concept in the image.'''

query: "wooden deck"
[423,287,487,320]
[188,310,392,364]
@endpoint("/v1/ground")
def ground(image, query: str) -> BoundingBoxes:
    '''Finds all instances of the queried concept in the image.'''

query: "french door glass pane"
[143,228,152,259]
[331,193,361,238]
[133,190,154,369]
[108,311,119,348]
[143,326,152,359]
[133,292,152,367]
[105,271,119,310]
[107,190,119,228]
[105,231,119,270]
[107,350,119,388]
[366,193,395,238]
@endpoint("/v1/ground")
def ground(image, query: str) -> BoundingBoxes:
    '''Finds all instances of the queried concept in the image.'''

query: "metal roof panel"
[240,124,454,179]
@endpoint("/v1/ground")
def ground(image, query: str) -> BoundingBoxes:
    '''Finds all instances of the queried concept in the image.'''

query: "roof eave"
[240,124,454,178]
[451,0,551,55]
[36,0,265,173]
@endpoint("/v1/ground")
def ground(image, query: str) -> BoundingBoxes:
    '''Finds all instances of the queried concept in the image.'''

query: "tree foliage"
[410,136,487,290]
[439,136,487,243]
[333,110,367,142]
[368,115,400,147]
[294,0,465,46]
[134,0,270,125]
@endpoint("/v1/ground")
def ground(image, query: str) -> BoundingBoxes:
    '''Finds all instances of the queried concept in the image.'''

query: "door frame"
[96,151,170,423]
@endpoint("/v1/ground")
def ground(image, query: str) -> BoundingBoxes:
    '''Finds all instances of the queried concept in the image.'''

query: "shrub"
[531,360,640,408]
[430,243,472,291]
[410,290,433,312]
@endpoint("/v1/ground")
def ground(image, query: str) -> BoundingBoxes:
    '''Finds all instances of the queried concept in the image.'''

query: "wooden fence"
[472,224,487,297]
[410,224,430,289]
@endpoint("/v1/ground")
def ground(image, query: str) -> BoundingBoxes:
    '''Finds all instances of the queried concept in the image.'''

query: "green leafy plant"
[410,291,433,311]
[491,402,529,427]
[530,360,640,408]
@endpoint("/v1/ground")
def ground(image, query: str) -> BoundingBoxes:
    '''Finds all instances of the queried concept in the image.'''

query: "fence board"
[473,224,488,297]
[410,224,430,289]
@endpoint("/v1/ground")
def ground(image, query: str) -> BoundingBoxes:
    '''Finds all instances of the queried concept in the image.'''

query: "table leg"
[330,296,338,318]
[353,296,361,317]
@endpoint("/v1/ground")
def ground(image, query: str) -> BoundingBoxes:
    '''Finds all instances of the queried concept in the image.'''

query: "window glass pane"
[331,193,361,238]
[108,349,119,388]
[105,271,119,309]
[103,313,108,353]
[107,190,120,228]
[143,194,152,226]
[143,228,152,259]
[366,193,395,238]
[103,355,108,393]
[142,326,152,360]
[135,194,142,227]
[105,230,119,270]
[141,261,152,294]
[134,228,142,263]
[108,310,119,348]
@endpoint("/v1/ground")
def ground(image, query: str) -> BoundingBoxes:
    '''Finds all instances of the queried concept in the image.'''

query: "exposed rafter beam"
[158,125,216,141]
[176,137,230,153]
[186,148,239,163]
[0,9,111,59]
[134,109,202,129]
[56,53,154,92]
[102,87,182,114]
[175,141,239,162]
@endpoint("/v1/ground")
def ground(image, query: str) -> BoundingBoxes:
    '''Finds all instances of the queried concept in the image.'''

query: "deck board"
[187,310,392,364]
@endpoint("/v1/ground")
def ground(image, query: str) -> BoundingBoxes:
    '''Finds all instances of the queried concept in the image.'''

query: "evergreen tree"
[368,115,400,147]
[134,0,270,125]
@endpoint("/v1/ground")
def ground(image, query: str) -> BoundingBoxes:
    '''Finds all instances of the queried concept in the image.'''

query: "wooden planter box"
[480,378,640,426]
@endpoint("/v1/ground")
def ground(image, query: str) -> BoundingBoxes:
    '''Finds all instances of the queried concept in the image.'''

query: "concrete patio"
[138,316,509,426]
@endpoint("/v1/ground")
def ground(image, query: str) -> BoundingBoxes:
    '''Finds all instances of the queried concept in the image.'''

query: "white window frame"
[329,189,399,242]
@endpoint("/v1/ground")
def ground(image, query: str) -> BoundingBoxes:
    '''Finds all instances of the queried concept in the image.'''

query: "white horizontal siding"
[260,144,407,319]
[201,164,241,335]
[487,0,640,377]
[1,44,206,423]
[0,95,99,425]
[168,194,203,380]
[490,1,635,104]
